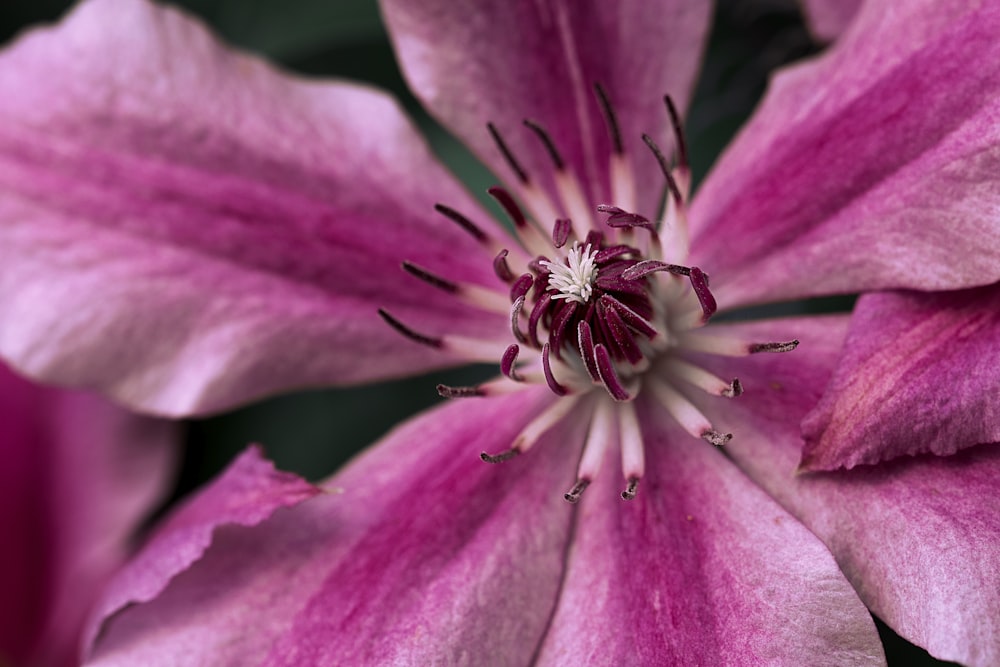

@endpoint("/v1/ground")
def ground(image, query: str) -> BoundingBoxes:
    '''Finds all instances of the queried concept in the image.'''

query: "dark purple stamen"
[402,261,457,294]
[564,479,590,503]
[597,205,655,232]
[487,122,529,184]
[577,321,601,382]
[501,344,522,381]
[488,186,529,229]
[523,119,565,171]
[701,429,732,446]
[585,229,604,248]
[749,340,800,354]
[493,249,515,282]
[688,267,717,321]
[433,203,489,244]
[594,344,630,401]
[481,448,520,463]
[722,378,743,398]
[593,82,623,154]
[621,477,639,501]
[664,95,688,170]
[622,259,691,280]
[594,244,637,263]
[527,292,551,348]
[437,384,485,398]
[509,296,527,343]
[642,133,684,209]
[552,218,572,248]
[378,309,441,349]
[602,295,658,339]
[599,300,643,364]
[509,273,533,302]
[542,343,568,396]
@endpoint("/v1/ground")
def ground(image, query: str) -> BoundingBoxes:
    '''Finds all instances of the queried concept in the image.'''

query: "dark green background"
[0,1,954,664]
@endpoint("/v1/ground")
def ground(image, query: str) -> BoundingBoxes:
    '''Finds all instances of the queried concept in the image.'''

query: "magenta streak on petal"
[801,285,1000,471]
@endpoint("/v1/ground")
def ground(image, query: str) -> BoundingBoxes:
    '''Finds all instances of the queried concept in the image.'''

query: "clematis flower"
[0,0,998,665]
[0,361,175,667]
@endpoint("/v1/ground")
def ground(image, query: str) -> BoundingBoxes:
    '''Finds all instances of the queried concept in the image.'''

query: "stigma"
[380,85,798,504]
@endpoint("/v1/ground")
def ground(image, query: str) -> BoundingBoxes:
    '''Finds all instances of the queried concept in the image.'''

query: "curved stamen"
[665,359,742,398]
[487,121,529,184]
[642,133,684,210]
[594,344,630,401]
[594,82,623,155]
[542,343,569,396]
[481,395,583,463]
[481,448,520,463]
[434,203,491,246]
[493,249,515,282]
[552,218,572,248]
[377,309,441,349]
[577,321,601,382]
[622,259,691,281]
[597,205,655,232]
[402,261,509,313]
[523,118,565,170]
[509,273,533,302]
[618,400,644,499]
[509,296,526,343]
[501,344,522,381]
[649,380,731,445]
[527,292,552,348]
[663,95,688,172]
[601,295,658,339]
[688,267,717,322]
[678,334,800,357]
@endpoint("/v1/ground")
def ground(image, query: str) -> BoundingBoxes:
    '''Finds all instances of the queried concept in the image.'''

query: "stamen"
[527,292,552,348]
[597,205,655,232]
[593,83,623,154]
[749,340,800,354]
[594,344,631,401]
[434,203,491,245]
[601,295,658,339]
[509,296,526,343]
[642,133,684,210]
[552,218,572,248]
[617,400,644,498]
[542,343,569,396]
[663,95,688,171]
[702,430,732,446]
[576,320,601,382]
[567,398,615,504]
[482,395,582,462]
[377,309,441,349]
[509,273,533,302]
[598,299,643,364]
[487,122,529,184]
[649,380,730,444]
[688,267,717,322]
[621,478,639,501]
[493,249,515,282]
[665,359,742,398]
[402,261,509,313]
[622,259,691,280]
[501,344,522,381]
[436,384,484,398]
[402,261,456,293]
[564,479,590,504]
[488,186,551,256]
[523,119,565,170]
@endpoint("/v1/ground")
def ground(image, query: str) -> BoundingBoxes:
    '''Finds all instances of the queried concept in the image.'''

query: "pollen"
[541,243,599,304]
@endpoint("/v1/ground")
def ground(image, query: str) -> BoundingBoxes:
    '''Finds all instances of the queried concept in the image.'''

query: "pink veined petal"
[691,316,1000,667]
[381,0,711,219]
[86,388,580,666]
[801,286,1000,471]
[0,0,510,418]
[690,1,1000,307]
[535,399,885,666]
[799,0,863,42]
[83,445,321,655]
[0,361,176,667]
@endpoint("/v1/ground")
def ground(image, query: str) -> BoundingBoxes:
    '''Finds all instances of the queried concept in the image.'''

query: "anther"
[487,186,529,228]
[509,296,526,343]
[642,133,684,209]
[509,273,533,302]
[701,429,732,446]
[377,309,442,349]
[577,321,601,382]
[542,343,569,396]
[402,261,457,293]
[552,218,572,248]
[749,340,800,354]
[663,95,688,171]
[564,479,590,504]
[434,203,490,245]
[688,267,717,322]
[723,378,743,398]
[622,259,691,280]
[487,122,529,184]
[597,205,655,232]
[481,448,521,464]
[501,344,522,381]
[437,384,485,398]
[493,249,515,282]
[594,82,623,154]
[523,119,566,171]
[594,344,631,401]
[621,477,639,501]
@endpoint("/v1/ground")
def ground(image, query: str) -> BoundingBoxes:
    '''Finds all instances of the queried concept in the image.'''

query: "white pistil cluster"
[541,243,599,304]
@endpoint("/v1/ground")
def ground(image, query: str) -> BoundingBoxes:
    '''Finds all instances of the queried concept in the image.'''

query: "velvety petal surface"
[535,399,884,666]
[693,316,1000,667]
[381,0,711,218]
[0,362,176,667]
[690,1,1000,307]
[800,0,862,42]
[801,286,1000,471]
[0,0,510,417]
[87,388,580,666]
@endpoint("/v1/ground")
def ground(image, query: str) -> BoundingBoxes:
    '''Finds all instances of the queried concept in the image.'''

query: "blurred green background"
[0,1,953,664]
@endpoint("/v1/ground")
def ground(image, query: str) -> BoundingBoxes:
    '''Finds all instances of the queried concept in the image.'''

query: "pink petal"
[0,362,176,667]
[801,287,1000,471]
[381,0,711,218]
[800,0,862,42]
[690,1,1000,307]
[535,400,885,666]
[0,0,509,417]
[692,316,1000,667]
[87,388,578,666]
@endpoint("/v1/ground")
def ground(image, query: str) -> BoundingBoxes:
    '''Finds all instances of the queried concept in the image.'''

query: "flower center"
[380,86,798,503]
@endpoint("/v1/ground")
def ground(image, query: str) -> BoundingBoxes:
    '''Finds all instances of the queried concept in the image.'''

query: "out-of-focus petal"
[87,388,580,666]
[690,1,1000,307]
[801,286,1000,471]
[535,400,885,666]
[0,0,509,417]
[381,0,711,218]
[693,316,1000,667]
[799,0,862,42]
[0,362,176,667]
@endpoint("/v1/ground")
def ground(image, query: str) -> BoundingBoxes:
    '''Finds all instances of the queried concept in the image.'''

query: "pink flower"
[0,361,175,667]
[0,0,997,665]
